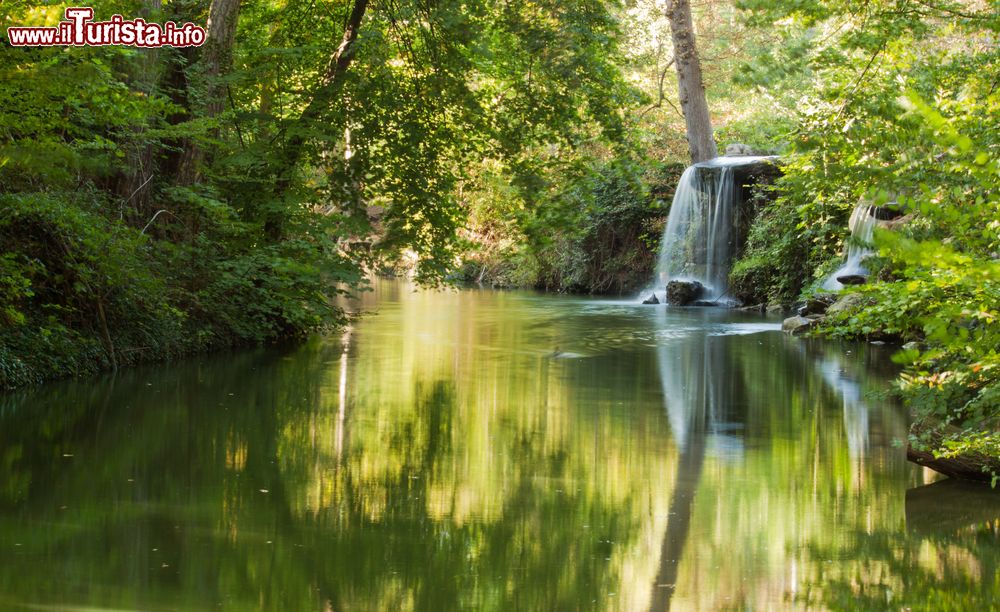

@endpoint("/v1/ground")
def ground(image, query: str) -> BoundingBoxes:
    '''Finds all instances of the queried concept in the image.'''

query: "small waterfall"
[654,156,775,303]
[823,203,879,290]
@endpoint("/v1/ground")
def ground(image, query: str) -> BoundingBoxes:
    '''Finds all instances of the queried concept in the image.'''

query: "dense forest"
[1,1,998,478]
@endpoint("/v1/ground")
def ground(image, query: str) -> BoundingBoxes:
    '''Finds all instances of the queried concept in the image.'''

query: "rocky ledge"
[665,280,706,306]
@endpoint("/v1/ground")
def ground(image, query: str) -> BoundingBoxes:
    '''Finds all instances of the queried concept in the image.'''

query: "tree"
[0,0,642,386]
[177,0,243,185]
[666,0,716,162]
[264,0,368,240]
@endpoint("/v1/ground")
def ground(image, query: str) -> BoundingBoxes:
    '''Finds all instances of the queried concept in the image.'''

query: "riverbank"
[0,191,352,390]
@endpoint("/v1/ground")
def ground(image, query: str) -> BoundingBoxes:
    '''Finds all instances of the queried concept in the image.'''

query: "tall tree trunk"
[264,0,369,241]
[177,0,242,185]
[666,0,717,163]
[116,0,163,220]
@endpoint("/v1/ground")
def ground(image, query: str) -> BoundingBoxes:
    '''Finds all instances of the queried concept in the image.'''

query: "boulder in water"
[836,273,868,286]
[782,315,822,335]
[666,280,705,306]
[797,294,837,316]
[642,294,660,305]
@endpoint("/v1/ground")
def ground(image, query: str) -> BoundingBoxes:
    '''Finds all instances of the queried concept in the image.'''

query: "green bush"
[728,190,816,305]
[0,190,350,389]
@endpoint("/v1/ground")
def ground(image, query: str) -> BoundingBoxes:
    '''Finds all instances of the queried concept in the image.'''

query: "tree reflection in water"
[0,281,997,610]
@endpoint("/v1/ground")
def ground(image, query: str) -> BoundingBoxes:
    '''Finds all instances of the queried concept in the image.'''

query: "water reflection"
[0,279,996,610]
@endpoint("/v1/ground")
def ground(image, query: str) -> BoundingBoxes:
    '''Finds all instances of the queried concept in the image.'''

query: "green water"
[1,279,997,610]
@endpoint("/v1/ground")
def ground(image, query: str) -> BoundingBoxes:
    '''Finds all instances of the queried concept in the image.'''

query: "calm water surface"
[1,279,997,610]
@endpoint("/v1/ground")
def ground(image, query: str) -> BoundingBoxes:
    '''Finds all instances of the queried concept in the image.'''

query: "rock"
[782,315,821,335]
[665,280,705,306]
[827,292,869,315]
[902,341,920,351]
[883,213,914,231]
[738,304,766,313]
[871,205,904,221]
[797,294,837,316]
[642,294,660,305]
[766,303,787,315]
[836,273,868,286]
[724,143,758,156]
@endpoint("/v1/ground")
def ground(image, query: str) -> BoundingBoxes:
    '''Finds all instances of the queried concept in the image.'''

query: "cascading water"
[822,203,879,290]
[653,156,776,303]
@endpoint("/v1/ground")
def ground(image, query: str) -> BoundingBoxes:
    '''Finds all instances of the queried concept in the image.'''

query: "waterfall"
[823,203,879,291]
[654,156,775,303]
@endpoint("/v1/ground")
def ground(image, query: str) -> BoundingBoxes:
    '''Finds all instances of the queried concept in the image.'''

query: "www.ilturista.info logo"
[7,7,206,47]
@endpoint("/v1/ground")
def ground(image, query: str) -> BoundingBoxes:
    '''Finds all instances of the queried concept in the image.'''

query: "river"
[0,279,997,610]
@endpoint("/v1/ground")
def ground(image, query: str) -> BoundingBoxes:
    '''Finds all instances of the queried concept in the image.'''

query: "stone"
[665,280,705,306]
[724,143,758,156]
[642,294,660,305]
[738,304,766,313]
[883,213,914,231]
[871,205,904,221]
[902,341,920,351]
[766,303,787,315]
[782,315,821,335]
[836,274,868,286]
[826,292,869,315]
[797,294,837,316]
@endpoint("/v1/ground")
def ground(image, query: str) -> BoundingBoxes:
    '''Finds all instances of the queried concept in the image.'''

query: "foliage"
[727,179,813,305]
[457,160,681,294]
[0,0,640,386]
[736,0,1000,477]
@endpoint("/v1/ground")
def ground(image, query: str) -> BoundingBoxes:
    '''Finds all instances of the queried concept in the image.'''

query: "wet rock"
[665,280,705,306]
[827,292,870,315]
[738,303,766,313]
[642,294,660,305]
[836,274,868,286]
[797,294,837,317]
[766,303,787,315]
[690,299,719,307]
[902,341,921,351]
[782,315,822,335]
